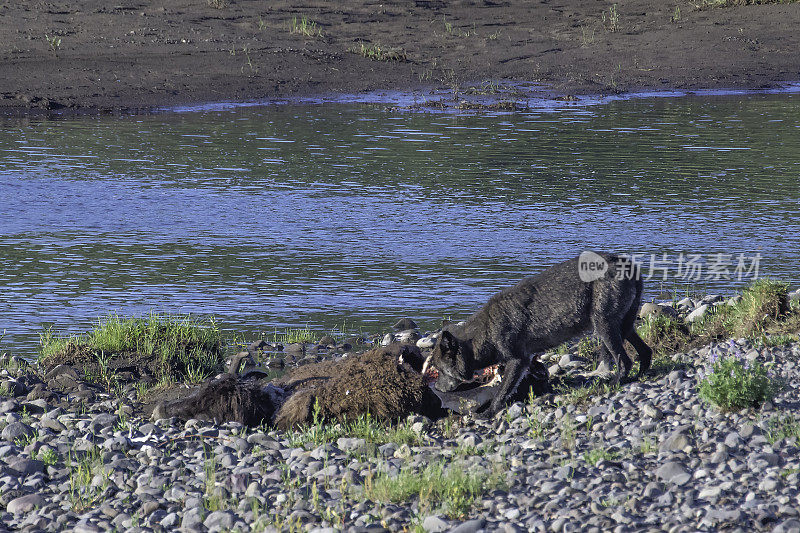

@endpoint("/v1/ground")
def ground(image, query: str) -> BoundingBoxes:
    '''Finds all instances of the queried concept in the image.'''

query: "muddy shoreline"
[2,0,799,115]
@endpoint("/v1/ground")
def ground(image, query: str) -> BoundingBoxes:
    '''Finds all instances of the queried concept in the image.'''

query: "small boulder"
[1,422,34,443]
[656,461,691,485]
[317,335,337,347]
[416,333,438,349]
[247,340,269,353]
[396,329,421,344]
[393,318,418,331]
[639,302,663,318]
[7,493,44,514]
[685,304,710,323]
[422,515,450,532]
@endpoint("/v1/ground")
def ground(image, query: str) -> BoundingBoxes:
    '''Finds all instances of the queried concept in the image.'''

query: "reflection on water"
[1,94,799,356]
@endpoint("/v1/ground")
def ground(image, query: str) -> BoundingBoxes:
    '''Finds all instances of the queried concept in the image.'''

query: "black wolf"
[424,252,652,417]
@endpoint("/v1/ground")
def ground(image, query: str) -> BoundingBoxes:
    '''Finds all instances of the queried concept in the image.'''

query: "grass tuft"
[272,326,315,345]
[364,459,506,519]
[695,279,790,339]
[39,312,226,385]
[637,314,692,356]
[349,41,406,62]
[583,447,620,465]
[67,446,108,511]
[765,413,800,444]
[290,16,322,38]
[287,400,421,448]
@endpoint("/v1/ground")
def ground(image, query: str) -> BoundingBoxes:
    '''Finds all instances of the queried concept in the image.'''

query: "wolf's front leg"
[480,357,529,418]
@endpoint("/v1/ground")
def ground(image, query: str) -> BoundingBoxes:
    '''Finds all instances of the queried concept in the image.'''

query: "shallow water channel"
[2,93,800,357]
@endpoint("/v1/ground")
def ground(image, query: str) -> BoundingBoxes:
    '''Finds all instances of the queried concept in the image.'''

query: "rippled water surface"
[2,94,799,356]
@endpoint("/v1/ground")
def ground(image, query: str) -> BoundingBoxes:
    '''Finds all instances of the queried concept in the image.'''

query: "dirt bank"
[1,0,799,114]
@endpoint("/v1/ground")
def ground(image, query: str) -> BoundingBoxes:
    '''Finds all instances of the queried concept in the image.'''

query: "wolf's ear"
[439,330,458,356]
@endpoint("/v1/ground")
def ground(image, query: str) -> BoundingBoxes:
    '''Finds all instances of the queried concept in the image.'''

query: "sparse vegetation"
[272,325,315,345]
[45,34,61,54]
[349,41,406,62]
[577,336,601,364]
[602,4,620,32]
[207,0,228,9]
[364,459,506,519]
[526,389,549,439]
[442,16,476,38]
[14,429,39,448]
[637,281,799,362]
[38,447,59,466]
[765,412,800,444]
[583,446,620,465]
[695,279,792,339]
[557,379,621,407]
[289,16,322,38]
[581,25,596,46]
[286,400,422,448]
[637,314,692,356]
[559,412,576,449]
[67,446,109,511]
[464,80,500,95]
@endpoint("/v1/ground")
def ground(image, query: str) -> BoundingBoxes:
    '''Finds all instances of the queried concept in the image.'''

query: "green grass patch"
[272,326,315,345]
[695,279,790,339]
[289,16,322,38]
[364,460,506,519]
[37,447,59,466]
[577,336,602,365]
[756,333,798,347]
[67,446,108,511]
[583,447,621,465]
[556,379,621,407]
[286,400,422,449]
[638,280,799,360]
[39,312,226,386]
[765,413,800,444]
[637,314,692,356]
[349,41,406,62]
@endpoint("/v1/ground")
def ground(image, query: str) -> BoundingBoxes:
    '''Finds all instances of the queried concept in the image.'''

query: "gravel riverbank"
[2,298,800,532]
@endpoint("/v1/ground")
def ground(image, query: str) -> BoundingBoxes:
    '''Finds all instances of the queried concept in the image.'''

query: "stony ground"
[2,300,800,532]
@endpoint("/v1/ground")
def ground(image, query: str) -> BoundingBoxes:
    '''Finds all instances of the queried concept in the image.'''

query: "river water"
[1,93,799,356]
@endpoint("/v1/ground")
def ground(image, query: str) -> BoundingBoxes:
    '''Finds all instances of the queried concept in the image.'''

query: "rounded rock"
[7,493,44,514]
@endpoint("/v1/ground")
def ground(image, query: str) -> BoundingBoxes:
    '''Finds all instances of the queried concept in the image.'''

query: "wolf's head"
[425,329,474,392]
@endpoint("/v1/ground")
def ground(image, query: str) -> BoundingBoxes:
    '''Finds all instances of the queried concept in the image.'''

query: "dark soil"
[2,0,799,114]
